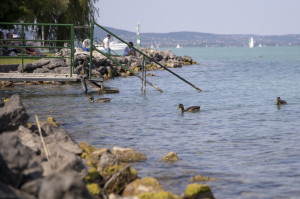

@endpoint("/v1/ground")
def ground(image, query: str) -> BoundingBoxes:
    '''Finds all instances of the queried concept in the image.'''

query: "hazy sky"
[96,0,300,35]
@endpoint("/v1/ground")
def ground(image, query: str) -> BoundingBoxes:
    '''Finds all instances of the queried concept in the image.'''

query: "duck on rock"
[275,97,287,105]
[88,96,112,103]
[177,104,200,114]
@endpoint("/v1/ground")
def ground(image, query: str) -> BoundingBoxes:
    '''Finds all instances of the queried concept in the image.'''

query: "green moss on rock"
[184,184,211,196]
[102,165,123,176]
[141,177,160,186]
[190,174,217,182]
[138,191,179,199]
[85,167,100,182]
[86,183,101,196]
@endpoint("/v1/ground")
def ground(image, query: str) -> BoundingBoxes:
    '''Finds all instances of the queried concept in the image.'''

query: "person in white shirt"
[103,34,111,53]
[123,42,136,56]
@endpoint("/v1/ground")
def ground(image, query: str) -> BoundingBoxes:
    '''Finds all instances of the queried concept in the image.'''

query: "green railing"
[0,22,74,76]
[89,21,202,91]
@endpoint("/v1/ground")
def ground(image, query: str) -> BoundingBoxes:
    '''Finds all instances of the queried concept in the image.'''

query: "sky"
[96,0,300,35]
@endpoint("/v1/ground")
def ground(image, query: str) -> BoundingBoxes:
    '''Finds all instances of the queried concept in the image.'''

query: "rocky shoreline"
[1,49,216,199]
[0,95,215,199]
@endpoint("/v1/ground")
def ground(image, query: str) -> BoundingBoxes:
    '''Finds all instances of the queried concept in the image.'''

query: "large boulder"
[41,142,87,177]
[0,95,29,133]
[0,132,43,188]
[38,171,92,199]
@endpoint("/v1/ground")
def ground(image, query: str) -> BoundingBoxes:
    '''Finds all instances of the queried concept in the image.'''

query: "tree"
[1,0,99,43]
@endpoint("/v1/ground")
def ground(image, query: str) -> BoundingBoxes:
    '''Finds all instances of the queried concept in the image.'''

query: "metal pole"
[89,22,94,80]
[141,56,145,91]
[70,24,74,77]
[21,25,24,73]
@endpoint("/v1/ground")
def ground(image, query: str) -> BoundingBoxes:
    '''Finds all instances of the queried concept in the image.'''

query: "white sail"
[176,44,182,48]
[249,37,254,48]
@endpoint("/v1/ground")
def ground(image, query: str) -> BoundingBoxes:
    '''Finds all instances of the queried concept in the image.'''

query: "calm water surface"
[2,46,300,199]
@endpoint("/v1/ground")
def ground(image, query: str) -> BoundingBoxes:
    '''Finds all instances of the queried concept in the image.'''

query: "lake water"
[2,46,300,198]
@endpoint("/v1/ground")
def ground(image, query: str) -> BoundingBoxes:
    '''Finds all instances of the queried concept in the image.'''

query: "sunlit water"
[2,46,300,198]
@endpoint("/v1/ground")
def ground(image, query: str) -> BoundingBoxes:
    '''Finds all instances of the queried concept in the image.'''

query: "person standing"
[123,42,136,56]
[103,34,111,53]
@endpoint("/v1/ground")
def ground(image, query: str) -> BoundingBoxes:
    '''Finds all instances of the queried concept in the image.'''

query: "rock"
[54,66,70,74]
[183,55,193,63]
[0,182,36,199]
[0,95,29,133]
[0,81,14,88]
[161,152,178,162]
[190,175,217,182]
[20,178,43,197]
[18,125,41,155]
[91,148,110,162]
[98,152,120,174]
[0,132,43,187]
[112,147,147,162]
[33,67,53,73]
[122,177,164,196]
[182,184,215,199]
[46,116,61,128]
[102,165,137,195]
[137,191,180,199]
[38,171,92,199]
[41,142,87,177]
[18,59,50,72]
[109,193,138,199]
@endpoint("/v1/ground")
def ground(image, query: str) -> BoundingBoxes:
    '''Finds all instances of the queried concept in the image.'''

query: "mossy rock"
[112,147,147,162]
[102,165,137,195]
[85,167,101,183]
[161,152,178,162]
[86,183,101,196]
[138,191,180,199]
[122,177,164,197]
[190,175,217,182]
[184,184,215,199]
[47,116,61,128]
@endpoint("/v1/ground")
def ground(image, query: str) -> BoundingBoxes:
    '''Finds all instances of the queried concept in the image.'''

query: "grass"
[0,52,54,65]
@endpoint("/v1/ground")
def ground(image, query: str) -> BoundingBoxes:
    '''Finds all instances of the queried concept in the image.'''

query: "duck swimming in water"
[275,97,287,105]
[88,96,111,103]
[177,104,200,114]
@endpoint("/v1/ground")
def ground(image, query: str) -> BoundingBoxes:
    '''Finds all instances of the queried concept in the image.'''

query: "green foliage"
[0,0,99,42]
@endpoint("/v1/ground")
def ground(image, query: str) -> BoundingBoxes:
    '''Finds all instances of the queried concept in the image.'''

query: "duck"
[177,104,200,113]
[275,97,287,105]
[88,96,111,103]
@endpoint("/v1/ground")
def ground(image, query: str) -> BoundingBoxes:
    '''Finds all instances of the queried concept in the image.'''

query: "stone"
[0,132,42,187]
[0,182,36,199]
[41,142,87,177]
[183,184,215,199]
[38,171,92,199]
[54,66,70,74]
[46,128,82,155]
[0,95,29,133]
[160,152,178,162]
[0,81,14,88]
[190,175,217,182]
[122,177,164,197]
[102,165,137,195]
[98,152,120,173]
[112,147,147,162]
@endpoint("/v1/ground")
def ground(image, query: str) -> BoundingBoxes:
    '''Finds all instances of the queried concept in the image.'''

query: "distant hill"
[94,26,300,48]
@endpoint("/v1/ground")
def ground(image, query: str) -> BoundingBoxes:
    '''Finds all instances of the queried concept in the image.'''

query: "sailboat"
[248,37,254,48]
[176,44,182,48]
[150,44,154,49]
